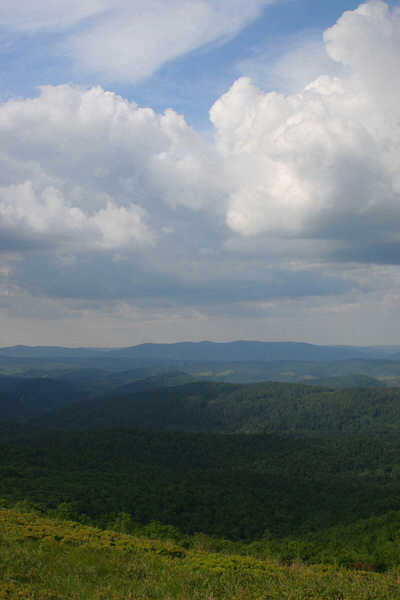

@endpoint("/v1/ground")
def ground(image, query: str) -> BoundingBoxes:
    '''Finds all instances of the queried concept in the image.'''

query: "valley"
[1,341,400,598]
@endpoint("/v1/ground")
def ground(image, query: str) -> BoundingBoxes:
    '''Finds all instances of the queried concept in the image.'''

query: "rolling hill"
[30,380,400,438]
[0,375,87,423]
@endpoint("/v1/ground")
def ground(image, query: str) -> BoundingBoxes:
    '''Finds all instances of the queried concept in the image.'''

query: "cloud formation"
[0,0,400,345]
[1,0,273,82]
[211,0,400,261]
[0,84,213,253]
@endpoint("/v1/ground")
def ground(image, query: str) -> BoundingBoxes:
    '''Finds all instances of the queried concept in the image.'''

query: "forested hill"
[33,380,400,438]
[1,423,400,538]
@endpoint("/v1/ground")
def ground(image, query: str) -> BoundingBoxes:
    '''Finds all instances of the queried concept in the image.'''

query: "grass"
[1,508,400,599]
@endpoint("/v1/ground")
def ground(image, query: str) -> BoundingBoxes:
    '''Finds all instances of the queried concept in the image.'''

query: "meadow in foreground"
[1,507,400,600]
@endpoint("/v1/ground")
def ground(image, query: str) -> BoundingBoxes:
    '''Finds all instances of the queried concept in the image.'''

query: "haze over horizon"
[1,0,400,347]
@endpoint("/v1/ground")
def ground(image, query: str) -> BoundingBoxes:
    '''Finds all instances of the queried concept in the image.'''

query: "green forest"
[1,353,400,598]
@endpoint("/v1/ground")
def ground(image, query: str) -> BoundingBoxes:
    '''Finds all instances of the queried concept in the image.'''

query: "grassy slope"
[1,507,400,600]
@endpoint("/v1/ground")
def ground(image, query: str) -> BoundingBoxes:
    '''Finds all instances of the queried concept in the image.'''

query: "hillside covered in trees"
[28,380,400,438]
[1,344,400,598]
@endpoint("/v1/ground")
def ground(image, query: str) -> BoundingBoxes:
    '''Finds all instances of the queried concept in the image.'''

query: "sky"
[0,0,400,348]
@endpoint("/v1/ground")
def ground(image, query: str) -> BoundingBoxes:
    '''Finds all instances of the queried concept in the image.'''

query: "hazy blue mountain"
[1,353,400,392]
[0,345,109,358]
[0,355,166,376]
[332,345,400,360]
[2,341,400,363]
[181,358,400,386]
[107,341,366,362]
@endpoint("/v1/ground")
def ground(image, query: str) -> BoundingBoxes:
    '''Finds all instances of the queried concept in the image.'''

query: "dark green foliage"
[275,510,400,572]
[2,351,400,581]
[52,367,202,398]
[0,423,399,539]
[0,376,87,424]
[33,380,400,438]
[0,393,41,423]
[103,371,203,397]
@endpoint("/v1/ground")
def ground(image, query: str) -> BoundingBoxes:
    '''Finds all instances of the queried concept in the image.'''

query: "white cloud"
[0,83,220,254]
[0,0,108,31]
[324,0,400,136]
[1,0,400,342]
[209,0,400,256]
[0,181,154,251]
[91,202,154,249]
[0,0,274,82]
[71,0,275,81]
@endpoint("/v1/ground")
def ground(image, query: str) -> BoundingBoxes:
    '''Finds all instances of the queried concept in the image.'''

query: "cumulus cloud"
[0,182,87,250]
[0,182,154,251]
[1,0,400,320]
[0,84,219,255]
[208,0,400,266]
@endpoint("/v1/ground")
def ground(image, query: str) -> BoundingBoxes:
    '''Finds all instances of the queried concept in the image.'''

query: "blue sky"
[3,0,397,127]
[0,0,400,347]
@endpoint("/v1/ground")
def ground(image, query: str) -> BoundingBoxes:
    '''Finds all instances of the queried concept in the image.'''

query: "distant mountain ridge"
[0,345,107,358]
[107,341,361,362]
[2,341,400,361]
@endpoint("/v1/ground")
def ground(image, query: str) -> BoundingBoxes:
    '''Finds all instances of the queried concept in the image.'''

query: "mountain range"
[2,341,400,361]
